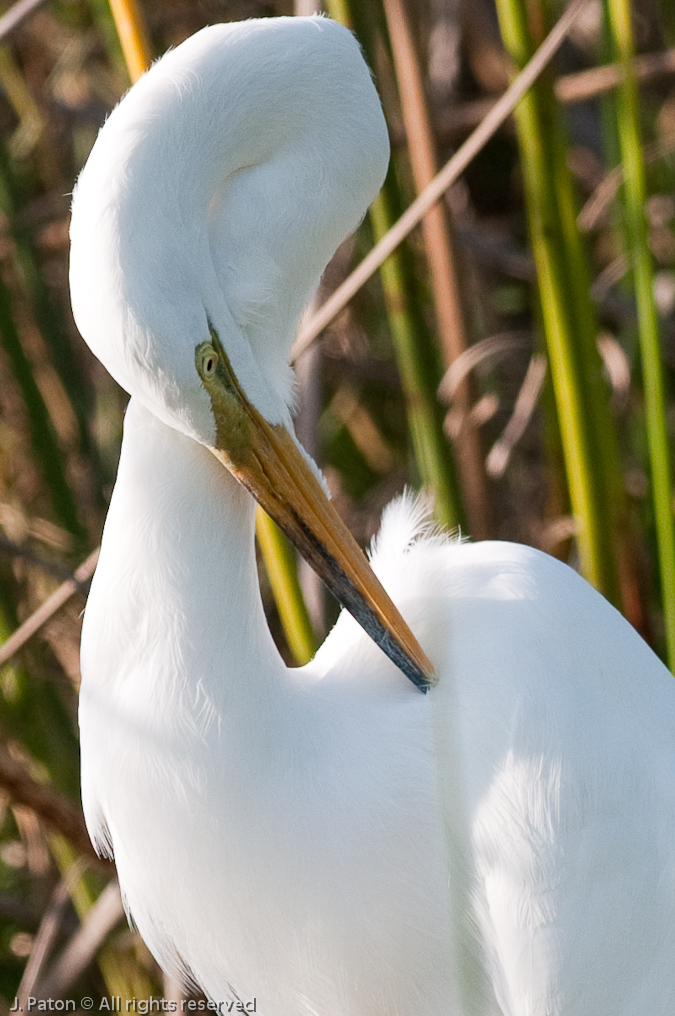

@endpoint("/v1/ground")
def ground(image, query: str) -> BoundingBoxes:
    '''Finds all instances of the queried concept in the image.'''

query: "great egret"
[70,15,675,1016]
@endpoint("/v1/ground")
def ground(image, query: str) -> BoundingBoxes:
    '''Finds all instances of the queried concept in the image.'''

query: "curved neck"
[82,400,287,727]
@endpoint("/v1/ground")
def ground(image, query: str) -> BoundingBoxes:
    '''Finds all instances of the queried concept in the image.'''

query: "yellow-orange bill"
[197,333,436,692]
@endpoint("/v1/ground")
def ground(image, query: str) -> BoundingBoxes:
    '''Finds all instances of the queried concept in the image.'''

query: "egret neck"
[80,399,286,743]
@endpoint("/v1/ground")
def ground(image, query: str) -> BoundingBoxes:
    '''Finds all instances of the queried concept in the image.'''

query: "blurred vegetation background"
[0,0,672,1006]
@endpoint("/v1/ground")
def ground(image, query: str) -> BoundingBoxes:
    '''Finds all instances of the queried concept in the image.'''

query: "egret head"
[71,16,389,441]
[70,16,434,689]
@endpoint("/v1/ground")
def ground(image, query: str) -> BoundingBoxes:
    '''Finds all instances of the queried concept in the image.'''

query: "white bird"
[70,15,675,1016]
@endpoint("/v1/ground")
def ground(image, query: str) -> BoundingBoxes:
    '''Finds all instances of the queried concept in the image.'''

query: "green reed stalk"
[255,510,317,665]
[543,1,645,632]
[604,0,675,667]
[495,0,621,604]
[368,187,463,529]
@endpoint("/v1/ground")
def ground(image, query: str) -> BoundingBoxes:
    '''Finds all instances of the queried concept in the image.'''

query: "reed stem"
[255,509,317,665]
[108,0,153,83]
[368,188,463,529]
[495,0,621,604]
[605,0,675,666]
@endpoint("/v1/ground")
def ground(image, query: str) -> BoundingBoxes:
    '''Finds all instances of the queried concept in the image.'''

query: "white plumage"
[71,15,675,1016]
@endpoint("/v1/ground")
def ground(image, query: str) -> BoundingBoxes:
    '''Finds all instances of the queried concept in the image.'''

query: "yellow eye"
[198,344,218,379]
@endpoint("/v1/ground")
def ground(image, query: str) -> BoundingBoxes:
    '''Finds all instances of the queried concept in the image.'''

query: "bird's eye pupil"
[201,349,218,377]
